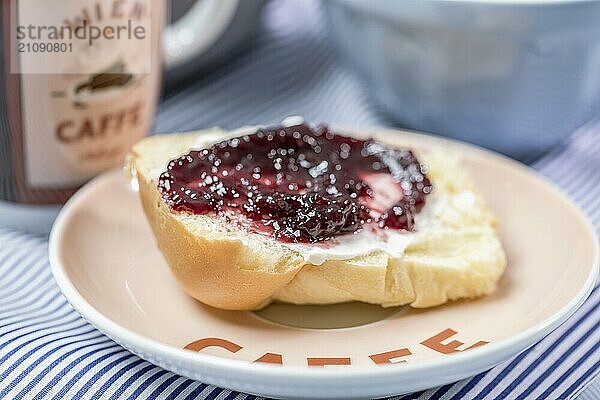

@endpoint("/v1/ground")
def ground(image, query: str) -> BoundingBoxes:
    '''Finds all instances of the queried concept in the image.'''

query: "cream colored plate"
[50,129,599,399]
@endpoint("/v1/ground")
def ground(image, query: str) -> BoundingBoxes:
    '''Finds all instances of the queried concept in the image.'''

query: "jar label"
[1,0,164,204]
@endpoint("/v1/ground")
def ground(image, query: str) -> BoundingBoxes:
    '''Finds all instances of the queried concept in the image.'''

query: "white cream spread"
[283,228,414,265]
[282,192,445,265]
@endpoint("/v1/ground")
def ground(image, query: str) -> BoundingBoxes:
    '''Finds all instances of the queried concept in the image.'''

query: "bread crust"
[128,128,506,311]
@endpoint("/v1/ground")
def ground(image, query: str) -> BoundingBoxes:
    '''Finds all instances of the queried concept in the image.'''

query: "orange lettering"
[307,357,351,367]
[369,348,412,364]
[421,329,488,354]
[254,353,283,365]
[184,338,242,353]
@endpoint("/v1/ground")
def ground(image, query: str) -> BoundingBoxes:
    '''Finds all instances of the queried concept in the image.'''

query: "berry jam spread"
[158,124,432,243]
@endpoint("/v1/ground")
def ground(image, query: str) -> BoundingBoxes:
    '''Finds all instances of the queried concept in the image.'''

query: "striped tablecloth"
[1,0,599,398]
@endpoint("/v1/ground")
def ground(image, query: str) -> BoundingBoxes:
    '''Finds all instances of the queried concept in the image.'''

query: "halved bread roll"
[127,127,506,310]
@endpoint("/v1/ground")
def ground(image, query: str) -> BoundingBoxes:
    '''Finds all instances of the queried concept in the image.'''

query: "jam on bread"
[158,124,432,243]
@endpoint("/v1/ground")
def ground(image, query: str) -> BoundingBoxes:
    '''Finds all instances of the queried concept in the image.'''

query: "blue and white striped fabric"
[1,0,599,398]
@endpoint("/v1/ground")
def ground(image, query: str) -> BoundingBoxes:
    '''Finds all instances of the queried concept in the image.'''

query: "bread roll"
[127,126,506,310]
